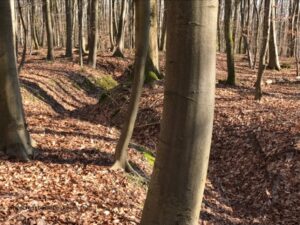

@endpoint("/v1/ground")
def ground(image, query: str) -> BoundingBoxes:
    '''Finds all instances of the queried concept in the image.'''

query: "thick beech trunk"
[140,0,218,224]
[0,0,33,161]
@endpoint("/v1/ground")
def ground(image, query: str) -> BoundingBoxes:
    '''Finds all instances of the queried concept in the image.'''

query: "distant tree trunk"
[224,0,236,85]
[268,1,281,70]
[65,0,73,57]
[217,0,222,52]
[112,0,150,171]
[295,1,300,76]
[0,0,33,161]
[88,0,98,68]
[78,0,83,67]
[255,0,272,100]
[17,0,27,72]
[243,0,253,68]
[158,6,166,51]
[109,0,115,50]
[145,0,162,83]
[31,0,39,50]
[43,0,54,60]
[140,0,218,224]
[112,0,127,58]
[287,0,296,57]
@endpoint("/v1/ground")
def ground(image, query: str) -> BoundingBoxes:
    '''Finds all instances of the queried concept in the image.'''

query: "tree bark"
[112,0,127,58]
[158,4,167,51]
[255,0,272,100]
[112,0,150,171]
[268,1,281,70]
[43,0,54,60]
[88,0,98,68]
[30,0,39,50]
[140,0,218,224]
[65,0,73,57]
[78,0,83,67]
[145,0,162,83]
[0,0,33,161]
[17,0,27,72]
[224,0,236,85]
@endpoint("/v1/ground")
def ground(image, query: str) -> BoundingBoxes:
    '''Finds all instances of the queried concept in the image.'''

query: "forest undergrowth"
[0,50,299,225]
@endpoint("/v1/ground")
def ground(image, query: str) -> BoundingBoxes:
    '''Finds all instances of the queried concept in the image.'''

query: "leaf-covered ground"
[0,50,299,224]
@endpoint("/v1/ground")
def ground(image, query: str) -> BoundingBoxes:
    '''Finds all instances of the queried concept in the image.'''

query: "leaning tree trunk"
[0,0,33,161]
[268,1,281,70]
[65,0,73,57]
[43,0,54,60]
[140,0,218,224]
[112,0,150,171]
[224,0,236,85]
[87,0,98,68]
[255,0,272,100]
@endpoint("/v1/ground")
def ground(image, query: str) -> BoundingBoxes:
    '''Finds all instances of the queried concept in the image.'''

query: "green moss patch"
[93,75,118,91]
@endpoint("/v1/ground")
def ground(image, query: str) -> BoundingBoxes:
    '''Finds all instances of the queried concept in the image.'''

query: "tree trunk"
[88,0,98,68]
[17,0,27,72]
[242,0,253,68]
[65,0,73,57]
[255,0,272,100]
[224,0,236,85]
[78,0,83,67]
[112,0,127,58]
[268,1,281,70]
[158,5,166,51]
[31,0,39,50]
[43,0,54,60]
[0,0,33,161]
[145,0,162,83]
[140,0,218,224]
[112,0,150,171]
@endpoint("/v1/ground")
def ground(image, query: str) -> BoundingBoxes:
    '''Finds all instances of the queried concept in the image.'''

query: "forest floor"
[0,49,299,225]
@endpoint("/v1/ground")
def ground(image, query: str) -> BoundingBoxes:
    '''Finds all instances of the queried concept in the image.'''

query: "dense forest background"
[0,0,299,224]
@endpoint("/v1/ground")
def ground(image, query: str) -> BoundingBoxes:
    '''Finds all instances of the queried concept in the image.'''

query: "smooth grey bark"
[88,0,98,68]
[268,1,281,70]
[255,0,272,100]
[140,0,218,224]
[65,0,73,57]
[43,0,54,60]
[0,0,33,161]
[112,0,150,171]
